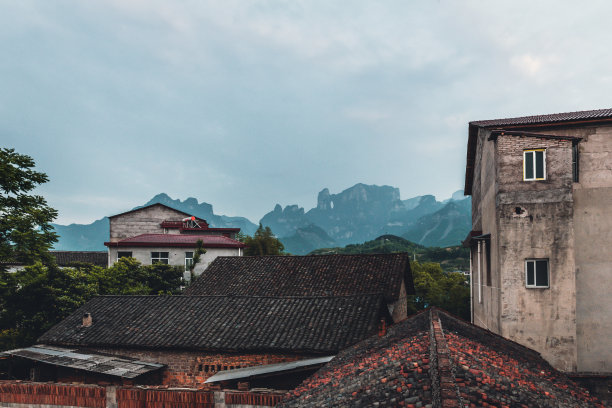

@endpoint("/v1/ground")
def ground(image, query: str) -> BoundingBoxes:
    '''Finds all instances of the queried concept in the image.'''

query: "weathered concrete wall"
[495,134,577,372]
[572,125,612,373]
[109,205,187,242]
[389,280,407,323]
[108,246,240,277]
[470,128,501,333]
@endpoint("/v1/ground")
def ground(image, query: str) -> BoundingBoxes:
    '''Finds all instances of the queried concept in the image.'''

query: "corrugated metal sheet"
[205,356,334,383]
[1,345,164,379]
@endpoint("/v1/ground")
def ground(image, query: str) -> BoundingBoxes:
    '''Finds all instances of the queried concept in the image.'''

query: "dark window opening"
[151,252,169,264]
[117,251,132,260]
[572,143,580,182]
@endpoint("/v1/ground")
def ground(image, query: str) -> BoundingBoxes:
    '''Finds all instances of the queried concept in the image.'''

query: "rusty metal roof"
[1,345,164,379]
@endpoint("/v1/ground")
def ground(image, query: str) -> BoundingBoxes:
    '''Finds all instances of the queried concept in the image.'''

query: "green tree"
[243,224,285,256]
[0,258,183,350]
[0,148,58,267]
[188,239,206,282]
[408,261,470,320]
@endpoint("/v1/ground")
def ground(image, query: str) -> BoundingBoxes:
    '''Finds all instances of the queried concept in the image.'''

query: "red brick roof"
[104,234,246,248]
[280,309,604,407]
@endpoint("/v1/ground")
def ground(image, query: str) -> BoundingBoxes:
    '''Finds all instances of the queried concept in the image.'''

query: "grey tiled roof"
[51,251,107,267]
[470,108,612,128]
[39,295,385,354]
[184,253,414,300]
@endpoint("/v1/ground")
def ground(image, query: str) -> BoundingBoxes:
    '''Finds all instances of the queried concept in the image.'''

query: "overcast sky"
[2,1,611,224]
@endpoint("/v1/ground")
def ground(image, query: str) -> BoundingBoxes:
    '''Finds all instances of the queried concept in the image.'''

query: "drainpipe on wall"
[477,240,482,304]
[469,248,473,323]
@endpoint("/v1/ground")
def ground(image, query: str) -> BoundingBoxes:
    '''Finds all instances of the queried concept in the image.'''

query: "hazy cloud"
[1,0,611,224]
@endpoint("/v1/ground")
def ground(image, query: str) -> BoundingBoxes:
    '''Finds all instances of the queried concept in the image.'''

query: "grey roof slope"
[184,253,414,301]
[38,295,385,354]
[51,251,107,267]
[470,107,612,128]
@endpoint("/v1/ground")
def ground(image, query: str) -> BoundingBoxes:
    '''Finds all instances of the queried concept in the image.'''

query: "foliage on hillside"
[239,224,285,256]
[409,261,470,320]
[309,235,469,272]
[0,258,183,351]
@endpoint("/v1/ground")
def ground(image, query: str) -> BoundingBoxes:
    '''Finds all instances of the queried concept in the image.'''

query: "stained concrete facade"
[465,113,612,377]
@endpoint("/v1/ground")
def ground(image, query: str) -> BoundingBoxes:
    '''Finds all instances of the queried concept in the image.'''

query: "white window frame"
[151,251,169,264]
[525,259,549,288]
[523,149,546,181]
[185,251,194,272]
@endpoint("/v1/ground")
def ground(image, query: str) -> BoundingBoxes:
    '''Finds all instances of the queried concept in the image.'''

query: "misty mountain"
[402,198,472,247]
[261,184,471,253]
[51,186,471,254]
[51,194,258,251]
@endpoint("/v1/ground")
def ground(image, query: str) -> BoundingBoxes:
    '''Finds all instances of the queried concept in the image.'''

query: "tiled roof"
[470,108,612,128]
[104,234,246,248]
[2,345,164,379]
[280,309,604,408]
[184,253,414,300]
[50,251,107,267]
[108,203,194,219]
[38,295,385,354]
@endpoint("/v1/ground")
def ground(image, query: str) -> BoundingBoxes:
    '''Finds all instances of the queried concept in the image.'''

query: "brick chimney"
[378,319,387,337]
[82,313,92,327]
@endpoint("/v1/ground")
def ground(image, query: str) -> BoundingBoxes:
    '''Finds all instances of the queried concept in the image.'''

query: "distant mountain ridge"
[51,185,471,254]
[261,184,471,254]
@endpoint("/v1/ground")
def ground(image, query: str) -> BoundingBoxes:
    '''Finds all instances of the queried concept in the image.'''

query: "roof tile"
[184,253,414,300]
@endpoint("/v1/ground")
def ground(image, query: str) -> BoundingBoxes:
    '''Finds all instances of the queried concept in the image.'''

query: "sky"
[2,1,612,225]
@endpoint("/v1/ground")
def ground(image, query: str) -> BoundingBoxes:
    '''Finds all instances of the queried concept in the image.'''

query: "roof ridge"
[93,293,386,299]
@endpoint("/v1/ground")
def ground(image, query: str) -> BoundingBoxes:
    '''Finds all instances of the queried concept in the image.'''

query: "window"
[524,149,546,181]
[572,143,579,182]
[185,252,194,271]
[151,252,169,264]
[525,259,549,288]
[117,251,132,260]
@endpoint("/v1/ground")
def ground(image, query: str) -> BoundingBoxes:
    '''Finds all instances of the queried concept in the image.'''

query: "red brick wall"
[0,381,105,407]
[78,348,310,387]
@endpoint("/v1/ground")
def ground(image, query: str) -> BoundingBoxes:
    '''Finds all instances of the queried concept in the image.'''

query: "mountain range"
[51,184,471,254]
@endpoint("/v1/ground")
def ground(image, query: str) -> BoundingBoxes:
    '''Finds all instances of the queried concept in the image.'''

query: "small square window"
[117,251,132,260]
[151,252,169,264]
[524,149,546,181]
[525,259,549,288]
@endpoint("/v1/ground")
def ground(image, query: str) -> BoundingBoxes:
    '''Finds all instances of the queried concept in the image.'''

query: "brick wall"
[79,348,309,387]
[0,381,284,408]
[0,381,105,407]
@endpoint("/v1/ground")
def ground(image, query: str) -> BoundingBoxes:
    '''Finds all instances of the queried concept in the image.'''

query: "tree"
[188,239,206,282]
[242,224,285,256]
[408,261,470,320]
[0,258,184,350]
[0,148,58,267]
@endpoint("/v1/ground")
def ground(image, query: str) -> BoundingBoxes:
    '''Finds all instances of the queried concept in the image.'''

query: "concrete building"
[104,203,245,277]
[463,108,612,396]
